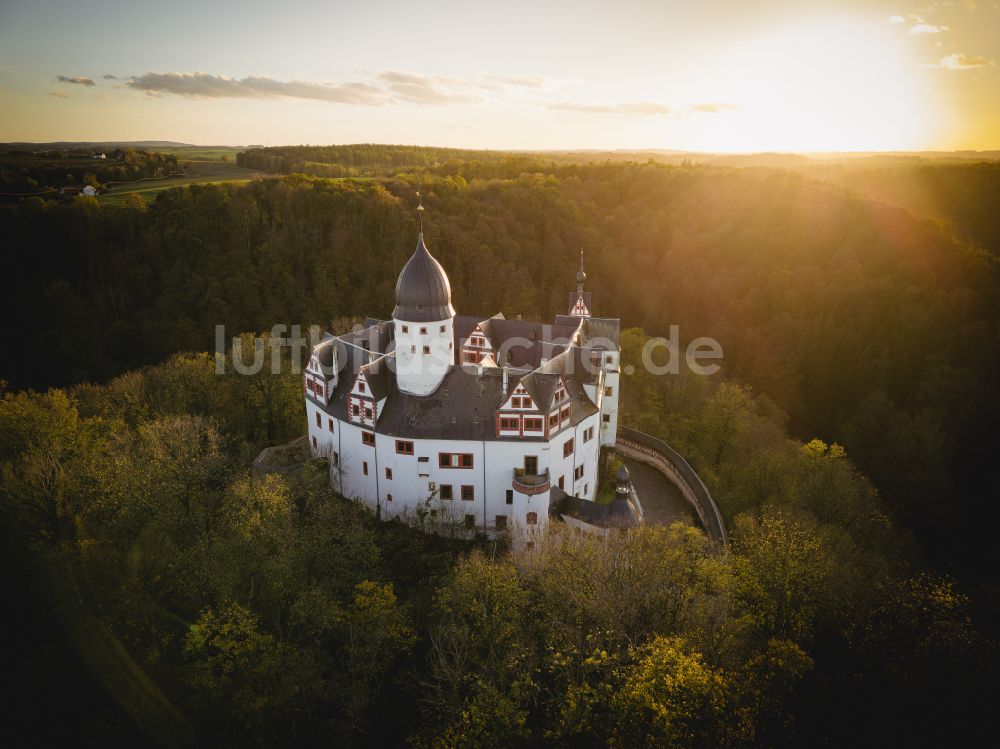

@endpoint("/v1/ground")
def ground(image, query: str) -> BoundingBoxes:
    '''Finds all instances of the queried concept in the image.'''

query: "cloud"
[483,73,550,89]
[127,71,392,104]
[689,102,741,113]
[888,15,906,23]
[103,74,120,80]
[374,70,482,104]
[548,100,672,115]
[909,23,949,33]
[56,75,95,86]
[929,52,995,68]
[49,91,70,98]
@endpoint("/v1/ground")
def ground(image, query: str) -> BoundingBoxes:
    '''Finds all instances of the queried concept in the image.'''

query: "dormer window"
[359,382,365,393]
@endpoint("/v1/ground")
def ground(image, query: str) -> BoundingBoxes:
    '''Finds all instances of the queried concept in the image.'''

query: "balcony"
[512,467,551,496]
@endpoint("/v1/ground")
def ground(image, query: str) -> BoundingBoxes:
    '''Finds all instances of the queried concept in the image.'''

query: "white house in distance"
[304,204,624,539]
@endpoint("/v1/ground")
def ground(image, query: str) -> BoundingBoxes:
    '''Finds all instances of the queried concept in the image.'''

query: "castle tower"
[568,250,591,318]
[392,196,455,395]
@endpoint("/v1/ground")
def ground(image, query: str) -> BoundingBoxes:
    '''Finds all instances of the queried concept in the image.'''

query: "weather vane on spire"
[416,190,424,233]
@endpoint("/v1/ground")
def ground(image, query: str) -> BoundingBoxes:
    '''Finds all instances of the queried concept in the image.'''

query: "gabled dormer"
[500,382,537,412]
[461,321,495,365]
[304,341,337,406]
[348,370,376,426]
[496,381,545,437]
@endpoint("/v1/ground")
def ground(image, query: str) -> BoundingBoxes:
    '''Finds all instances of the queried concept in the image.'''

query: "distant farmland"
[98,159,270,204]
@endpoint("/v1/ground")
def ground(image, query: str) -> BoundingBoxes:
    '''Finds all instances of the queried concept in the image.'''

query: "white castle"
[304,202,625,538]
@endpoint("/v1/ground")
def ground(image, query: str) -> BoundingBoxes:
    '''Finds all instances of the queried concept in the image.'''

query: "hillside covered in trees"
[2,155,999,745]
[2,331,991,747]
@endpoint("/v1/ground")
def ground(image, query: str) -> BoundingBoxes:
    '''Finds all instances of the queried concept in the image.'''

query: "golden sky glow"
[0,0,997,151]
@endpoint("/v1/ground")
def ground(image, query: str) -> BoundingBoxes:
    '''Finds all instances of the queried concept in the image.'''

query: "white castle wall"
[307,405,603,537]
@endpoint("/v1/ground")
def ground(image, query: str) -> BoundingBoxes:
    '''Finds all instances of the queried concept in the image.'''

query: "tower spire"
[576,248,587,294]
[416,190,424,234]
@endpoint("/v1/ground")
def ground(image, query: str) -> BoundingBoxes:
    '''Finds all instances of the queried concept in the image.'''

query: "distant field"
[153,147,245,162]
[98,160,269,204]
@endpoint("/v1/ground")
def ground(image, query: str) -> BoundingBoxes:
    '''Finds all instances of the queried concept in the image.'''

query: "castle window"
[401,325,409,334]
[561,406,570,421]
[496,515,508,530]
[358,382,365,393]
[439,452,474,469]
[506,490,513,505]
[419,327,427,335]
[583,426,594,442]
[411,345,416,353]
[461,485,474,501]
[584,483,589,495]
[558,476,565,489]
[385,467,392,480]
[464,514,476,529]
[524,418,543,431]
[332,451,339,466]
[605,387,613,397]
[352,404,360,416]
[364,407,373,419]
[526,512,538,525]
[563,438,574,458]
[603,414,611,423]
[328,418,334,432]
[312,436,317,449]
[548,413,559,429]
[574,465,585,481]
[396,440,414,455]
[315,412,321,427]
[362,431,375,446]
[440,484,453,500]
[387,493,393,502]
[363,461,368,476]
[440,325,446,333]
[500,417,519,430]
[423,346,430,355]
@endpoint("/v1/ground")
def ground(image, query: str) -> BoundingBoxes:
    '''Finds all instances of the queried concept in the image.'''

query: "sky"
[0,0,997,152]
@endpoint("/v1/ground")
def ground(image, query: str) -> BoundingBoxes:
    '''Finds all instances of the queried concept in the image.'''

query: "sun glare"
[678,17,941,152]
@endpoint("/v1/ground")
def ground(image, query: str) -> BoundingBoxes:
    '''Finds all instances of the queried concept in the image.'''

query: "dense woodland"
[2,154,999,745]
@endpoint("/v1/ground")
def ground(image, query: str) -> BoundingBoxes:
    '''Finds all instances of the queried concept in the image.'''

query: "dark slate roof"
[581,317,621,347]
[453,314,489,345]
[477,317,581,370]
[393,233,455,322]
[517,371,562,412]
[534,346,603,386]
[309,304,614,441]
[549,489,640,528]
[375,365,507,440]
[359,356,391,401]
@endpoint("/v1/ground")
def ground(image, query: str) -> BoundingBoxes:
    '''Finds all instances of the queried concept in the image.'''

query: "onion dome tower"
[393,193,456,395]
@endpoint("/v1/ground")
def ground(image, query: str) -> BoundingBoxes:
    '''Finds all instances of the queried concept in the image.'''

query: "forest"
[2,154,999,746]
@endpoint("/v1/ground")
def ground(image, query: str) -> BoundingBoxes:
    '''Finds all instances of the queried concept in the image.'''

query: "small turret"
[568,249,592,318]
